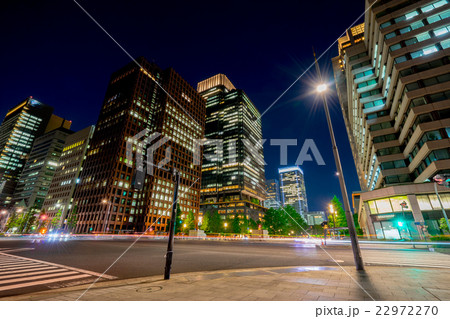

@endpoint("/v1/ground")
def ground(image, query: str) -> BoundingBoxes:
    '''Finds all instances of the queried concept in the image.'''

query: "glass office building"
[198,74,266,221]
[332,0,450,239]
[279,166,308,216]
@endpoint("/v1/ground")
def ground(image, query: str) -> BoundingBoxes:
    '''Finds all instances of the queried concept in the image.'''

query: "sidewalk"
[2,264,450,301]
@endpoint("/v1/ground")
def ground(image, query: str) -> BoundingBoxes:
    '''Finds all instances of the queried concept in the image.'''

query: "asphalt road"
[1,238,448,298]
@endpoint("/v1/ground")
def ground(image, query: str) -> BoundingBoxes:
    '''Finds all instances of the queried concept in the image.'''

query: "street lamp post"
[164,169,180,280]
[102,199,112,234]
[314,53,364,270]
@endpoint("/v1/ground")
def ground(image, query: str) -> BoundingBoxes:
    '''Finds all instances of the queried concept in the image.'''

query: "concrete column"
[363,202,376,237]
[407,194,430,238]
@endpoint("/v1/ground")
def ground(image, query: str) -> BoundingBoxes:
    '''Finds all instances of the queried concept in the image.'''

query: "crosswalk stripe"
[0,269,69,280]
[0,271,79,285]
[0,266,58,275]
[0,252,117,280]
[0,261,37,266]
[0,264,49,272]
[0,274,92,292]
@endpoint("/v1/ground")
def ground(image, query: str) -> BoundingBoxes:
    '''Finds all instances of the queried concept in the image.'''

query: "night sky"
[0,0,366,212]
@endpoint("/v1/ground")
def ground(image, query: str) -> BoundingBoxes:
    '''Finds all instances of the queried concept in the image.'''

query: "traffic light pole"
[164,169,180,280]
[434,181,450,233]
[314,53,365,271]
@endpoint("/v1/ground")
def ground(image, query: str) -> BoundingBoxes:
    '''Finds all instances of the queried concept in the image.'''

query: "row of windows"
[390,24,450,52]
[404,72,450,92]
[394,39,450,64]
[379,0,448,29]
[399,56,449,77]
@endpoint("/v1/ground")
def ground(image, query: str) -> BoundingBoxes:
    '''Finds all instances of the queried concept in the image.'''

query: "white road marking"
[0,269,69,280]
[0,252,117,279]
[0,266,58,275]
[0,271,80,285]
[0,264,45,272]
[0,274,91,292]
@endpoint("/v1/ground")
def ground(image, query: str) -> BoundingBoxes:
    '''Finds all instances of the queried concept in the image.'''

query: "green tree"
[4,212,18,232]
[200,212,210,233]
[66,206,78,232]
[285,205,308,235]
[240,216,250,234]
[331,196,346,228]
[439,217,449,233]
[263,208,288,235]
[231,214,241,233]
[248,217,259,231]
[184,211,196,232]
[51,211,62,230]
[209,211,223,233]
[174,205,183,234]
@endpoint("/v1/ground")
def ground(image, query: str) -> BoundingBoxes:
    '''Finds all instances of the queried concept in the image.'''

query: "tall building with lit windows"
[332,0,450,239]
[0,97,70,207]
[278,166,308,216]
[72,57,205,233]
[197,74,266,221]
[12,127,73,210]
[42,125,95,226]
[264,179,281,209]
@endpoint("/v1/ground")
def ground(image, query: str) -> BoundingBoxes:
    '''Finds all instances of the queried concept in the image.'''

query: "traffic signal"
[433,174,450,187]
[321,221,328,228]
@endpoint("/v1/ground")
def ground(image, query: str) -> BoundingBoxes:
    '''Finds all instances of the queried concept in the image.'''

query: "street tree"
[439,217,449,234]
[66,206,78,232]
[200,212,210,233]
[184,211,196,232]
[231,214,241,233]
[209,211,223,233]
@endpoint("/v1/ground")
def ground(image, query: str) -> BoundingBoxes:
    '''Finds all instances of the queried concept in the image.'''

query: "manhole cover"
[136,286,163,293]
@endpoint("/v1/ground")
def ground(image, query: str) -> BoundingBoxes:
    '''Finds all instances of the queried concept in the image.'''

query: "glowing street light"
[224,222,228,228]
[316,83,327,93]
[313,50,364,270]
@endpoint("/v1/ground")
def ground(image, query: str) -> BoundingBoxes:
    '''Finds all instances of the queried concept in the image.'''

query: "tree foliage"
[67,205,78,232]
[262,206,307,236]
[209,211,223,233]
[200,212,210,232]
[439,217,449,233]
[184,211,196,232]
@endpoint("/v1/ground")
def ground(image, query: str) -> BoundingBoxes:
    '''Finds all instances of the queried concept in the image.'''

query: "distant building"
[264,179,281,209]
[42,125,95,227]
[0,97,69,206]
[12,127,73,211]
[197,74,266,220]
[305,211,325,226]
[332,0,450,239]
[279,166,308,215]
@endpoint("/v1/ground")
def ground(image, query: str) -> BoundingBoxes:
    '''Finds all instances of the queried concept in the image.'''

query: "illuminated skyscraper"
[264,179,281,209]
[279,166,308,215]
[42,125,95,226]
[73,57,205,233]
[332,0,450,238]
[13,127,73,210]
[0,97,70,207]
[197,74,266,220]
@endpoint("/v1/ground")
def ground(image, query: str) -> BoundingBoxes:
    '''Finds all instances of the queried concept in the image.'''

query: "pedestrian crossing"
[362,249,450,269]
[0,252,117,294]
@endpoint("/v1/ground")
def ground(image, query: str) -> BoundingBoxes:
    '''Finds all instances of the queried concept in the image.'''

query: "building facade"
[72,57,205,233]
[332,0,450,239]
[0,97,70,207]
[264,179,281,209]
[12,127,73,211]
[197,74,266,221]
[279,166,308,215]
[42,125,95,227]
[305,211,326,226]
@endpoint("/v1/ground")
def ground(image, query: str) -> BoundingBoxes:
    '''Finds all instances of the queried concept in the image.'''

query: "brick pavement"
[2,265,450,301]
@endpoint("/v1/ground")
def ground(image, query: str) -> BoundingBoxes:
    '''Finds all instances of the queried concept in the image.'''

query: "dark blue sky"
[0,0,365,212]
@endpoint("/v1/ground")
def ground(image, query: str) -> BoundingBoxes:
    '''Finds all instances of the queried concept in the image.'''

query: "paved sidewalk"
[2,265,450,301]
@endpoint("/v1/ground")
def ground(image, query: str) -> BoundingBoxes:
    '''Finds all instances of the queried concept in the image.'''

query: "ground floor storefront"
[355,183,450,240]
